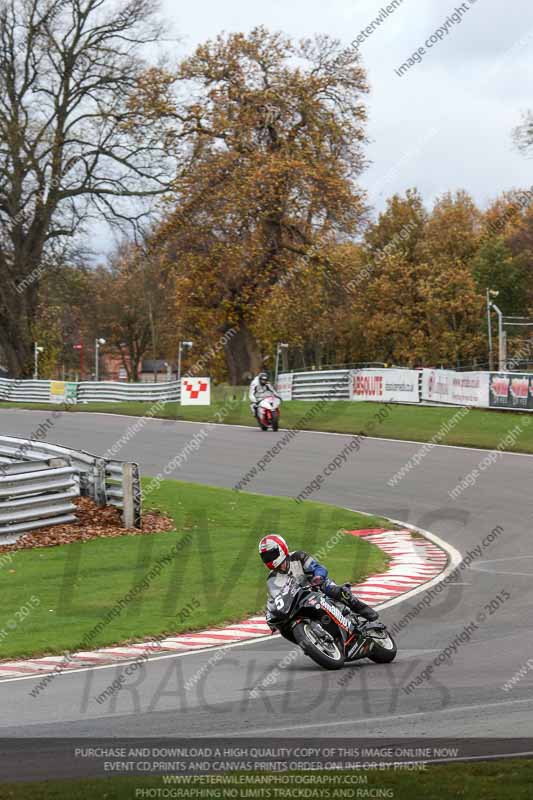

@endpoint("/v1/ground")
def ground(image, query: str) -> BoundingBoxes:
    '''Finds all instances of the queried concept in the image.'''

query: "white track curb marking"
[0,524,457,683]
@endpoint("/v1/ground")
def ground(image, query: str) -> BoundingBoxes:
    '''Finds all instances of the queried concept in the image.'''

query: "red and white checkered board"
[180,377,211,405]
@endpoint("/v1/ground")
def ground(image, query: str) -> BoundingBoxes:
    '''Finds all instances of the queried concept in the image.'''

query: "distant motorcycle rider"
[249,371,280,418]
[259,534,379,622]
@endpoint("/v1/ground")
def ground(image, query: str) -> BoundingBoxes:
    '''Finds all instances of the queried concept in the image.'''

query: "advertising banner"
[50,381,77,404]
[350,369,420,403]
[421,369,453,404]
[421,370,489,407]
[180,377,211,406]
[489,373,533,410]
[276,372,294,401]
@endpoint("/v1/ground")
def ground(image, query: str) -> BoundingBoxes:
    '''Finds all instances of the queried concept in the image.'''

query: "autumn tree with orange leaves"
[131,27,369,381]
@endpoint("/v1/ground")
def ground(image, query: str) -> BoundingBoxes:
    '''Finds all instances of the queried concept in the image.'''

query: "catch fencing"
[277,367,533,412]
[0,436,141,541]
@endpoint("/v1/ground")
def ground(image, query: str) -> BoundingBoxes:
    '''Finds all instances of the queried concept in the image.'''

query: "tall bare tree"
[0,0,176,375]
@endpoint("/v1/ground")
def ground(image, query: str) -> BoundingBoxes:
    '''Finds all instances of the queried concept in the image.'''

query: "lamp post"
[486,289,500,371]
[33,343,44,379]
[95,338,106,381]
[73,343,84,380]
[488,299,506,371]
[177,341,193,382]
[274,342,289,385]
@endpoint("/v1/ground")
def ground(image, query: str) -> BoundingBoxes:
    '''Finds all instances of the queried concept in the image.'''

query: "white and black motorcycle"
[266,576,397,670]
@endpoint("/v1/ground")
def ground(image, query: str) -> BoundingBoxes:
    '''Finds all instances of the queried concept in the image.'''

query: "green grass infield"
[2,760,533,799]
[0,479,389,660]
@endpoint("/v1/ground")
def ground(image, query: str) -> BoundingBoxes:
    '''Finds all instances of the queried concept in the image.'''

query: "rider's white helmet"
[259,534,289,570]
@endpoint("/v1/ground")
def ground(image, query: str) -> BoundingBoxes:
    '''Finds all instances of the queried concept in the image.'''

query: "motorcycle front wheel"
[366,629,397,663]
[293,621,345,670]
[257,416,268,431]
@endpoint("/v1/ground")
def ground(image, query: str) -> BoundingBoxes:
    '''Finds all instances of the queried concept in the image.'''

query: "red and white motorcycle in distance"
[256,395,281,432]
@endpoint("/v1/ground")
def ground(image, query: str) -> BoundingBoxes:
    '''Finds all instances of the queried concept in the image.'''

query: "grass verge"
[2,761,533,799]
[0,479,389,660]
[1,398,532,453]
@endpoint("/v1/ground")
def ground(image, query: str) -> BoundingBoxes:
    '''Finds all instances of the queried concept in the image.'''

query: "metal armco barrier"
[0,377,181,404]
[0,436,141,536]
[0,458,79,540]
[0,378,51,403]
[290,370,351,401]
[77,380,181,403]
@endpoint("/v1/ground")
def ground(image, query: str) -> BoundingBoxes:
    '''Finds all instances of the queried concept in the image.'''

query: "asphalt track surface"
[1,408,533,743]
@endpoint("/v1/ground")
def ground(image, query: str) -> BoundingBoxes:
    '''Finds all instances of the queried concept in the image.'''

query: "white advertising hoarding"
[421,370,489,407]
[180,377,211,405]
[350,369,420,403]
[276,372,294,401]
[50,381,77,404]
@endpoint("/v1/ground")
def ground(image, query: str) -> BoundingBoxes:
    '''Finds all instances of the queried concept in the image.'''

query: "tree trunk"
[224,321,262,385]
[0,289,37,377]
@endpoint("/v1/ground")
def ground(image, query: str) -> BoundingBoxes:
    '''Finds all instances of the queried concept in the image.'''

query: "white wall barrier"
[276,373,294,401]
[2,371,532,412]
[421,370,490,408]
[488,372,533,411]
[0,377,210,405]
[276,367,532,412]
[78,380,181,403]
[350,369,421,404]
[284,370,350,401]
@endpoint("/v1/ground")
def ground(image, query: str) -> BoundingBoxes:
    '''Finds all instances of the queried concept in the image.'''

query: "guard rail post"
[94,458,107,506]
[132,462,142,529]
[121,463,142,529]
[123,464,135,528]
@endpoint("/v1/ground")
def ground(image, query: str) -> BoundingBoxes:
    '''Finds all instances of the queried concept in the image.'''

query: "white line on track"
[4,408,533,459]
[0,635,275,685]
[222,696,533,736]
[469,555,533,577]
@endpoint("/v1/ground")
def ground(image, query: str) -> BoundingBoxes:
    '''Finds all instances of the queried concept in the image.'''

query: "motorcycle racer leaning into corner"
[249,371,281,419]
[259,534,379,624]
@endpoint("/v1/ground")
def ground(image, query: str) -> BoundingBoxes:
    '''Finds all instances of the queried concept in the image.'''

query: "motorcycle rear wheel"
[293,621,345,670]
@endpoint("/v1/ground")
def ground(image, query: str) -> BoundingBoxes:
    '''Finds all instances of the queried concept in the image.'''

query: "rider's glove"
[310,576,324,588]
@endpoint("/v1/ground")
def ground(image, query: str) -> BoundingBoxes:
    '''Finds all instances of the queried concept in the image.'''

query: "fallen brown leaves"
[0,497,174,553]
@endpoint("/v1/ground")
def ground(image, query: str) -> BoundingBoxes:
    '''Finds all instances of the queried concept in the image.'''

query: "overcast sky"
[167,0,532,200]
[98,0,533,256]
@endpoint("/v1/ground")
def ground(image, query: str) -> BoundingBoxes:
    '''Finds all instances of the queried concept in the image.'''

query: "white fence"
[77,380,181,403]
[0,379,51,403]
[277,368,533,412]
[0,435,142,539]
[1,370,531,412]
[0,377,213,404]
[0,377,181,404]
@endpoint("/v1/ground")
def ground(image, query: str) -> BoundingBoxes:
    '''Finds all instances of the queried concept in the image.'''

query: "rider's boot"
[329,584,379,621]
